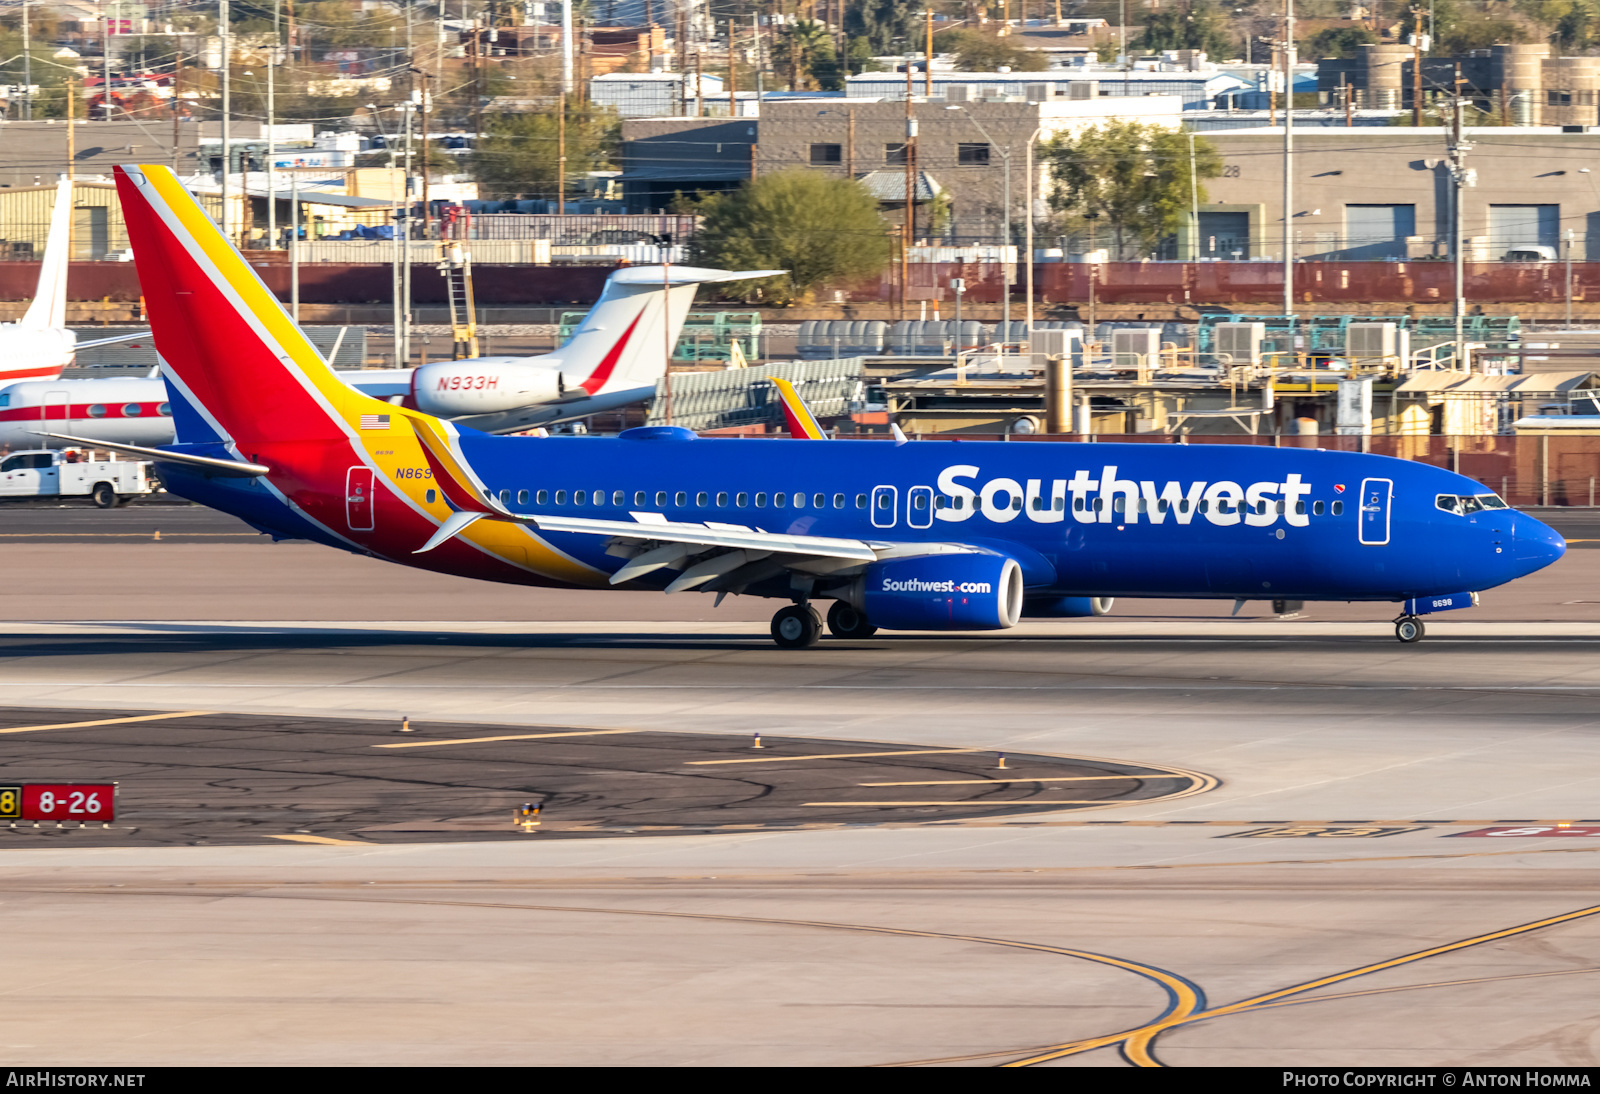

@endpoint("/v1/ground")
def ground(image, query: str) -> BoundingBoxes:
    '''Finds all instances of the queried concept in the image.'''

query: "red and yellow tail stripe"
[770,377,828,440]
[115,163,602,588]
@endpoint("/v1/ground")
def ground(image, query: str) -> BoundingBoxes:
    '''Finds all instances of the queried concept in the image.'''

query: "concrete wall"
[1191,130,1600,262]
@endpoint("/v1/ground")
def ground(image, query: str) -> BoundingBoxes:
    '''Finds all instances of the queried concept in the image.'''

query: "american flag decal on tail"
[360,414,392,430]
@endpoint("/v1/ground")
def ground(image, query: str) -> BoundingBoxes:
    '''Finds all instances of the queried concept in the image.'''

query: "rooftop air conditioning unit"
[945,83,971,102]
[1025,83,1056,101]
[1111,327,1161,370]
[1214,321,1264,366]
[1067,81,1098,99]
[1346,322,1407,365]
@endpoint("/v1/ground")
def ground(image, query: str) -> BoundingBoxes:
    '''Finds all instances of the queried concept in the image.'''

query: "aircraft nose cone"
[1513,514,1567,575]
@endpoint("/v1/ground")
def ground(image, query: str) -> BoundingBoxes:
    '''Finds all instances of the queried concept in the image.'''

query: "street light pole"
[1023,124,1041,339]
[949,106,1012,345]
[219,0,231,242]
[1282,0,1295,319]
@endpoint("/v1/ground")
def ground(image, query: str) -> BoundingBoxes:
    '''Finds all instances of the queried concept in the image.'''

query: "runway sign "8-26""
[0,784,116,822]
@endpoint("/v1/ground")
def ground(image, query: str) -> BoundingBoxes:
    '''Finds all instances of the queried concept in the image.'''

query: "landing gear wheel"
[90,482,117,509]
[1395,616,1425,643]
[772,604,822,649]
[826,601,878,639]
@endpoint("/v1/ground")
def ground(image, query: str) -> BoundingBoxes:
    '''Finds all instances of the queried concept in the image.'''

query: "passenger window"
[936,496,948,509]
[1332,500,1344,515]
[1276,500,1285,515]
[1158,499,1170,513]
[792,493,804,509]
[1093,498,1103,512]
[696,491,708,506]
[1313,500,1324,515]
[1179,499,1190,513]
[1030,497,1042,511]
[0,456,21,472]
[736,492,749,507]
[755,492,768,508]
[876,493,891,509]
[674,491,687,506]
[1137,499,1148,513]
[613,490,625,506]
[913,494,928,510]
[517,489,530,505]
[593,490,605,507]
[1054,497,1065,511]
[954,496,965,510]
[499,489,512,504]
[425,489,437,504]
[634,491,647,506]
[554,489,567,505]
[655,491,668,507]
[573,490,586,505]
[536,489,549,505]
[1113,497,1125,513]
[717,492,729,507]
[774,492,786,508]
[1074,498,1084,511]
[814,493,826,508]
[1198,500,1209,513]
[855,494,867,508]
[1012,496,1022,511]
[833,493,845,508]
[1295,501,1306,515]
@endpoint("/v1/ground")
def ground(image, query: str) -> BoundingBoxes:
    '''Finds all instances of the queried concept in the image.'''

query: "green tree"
[773,19,843,90]
[932,29,1048,71]
[1306,25,1377,58]
[690,170,894,305]
[1042,121,1221,259]
[1137,0,1234,58]
[845,0,916,54]
[471,103,618,201]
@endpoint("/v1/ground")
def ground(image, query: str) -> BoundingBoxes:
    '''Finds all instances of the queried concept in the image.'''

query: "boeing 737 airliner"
[83,165,1566,648]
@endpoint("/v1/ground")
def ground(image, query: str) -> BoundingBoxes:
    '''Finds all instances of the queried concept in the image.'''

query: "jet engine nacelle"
[411,357,566,417]
[1022,596,1115,618]
[859,552,1024,631]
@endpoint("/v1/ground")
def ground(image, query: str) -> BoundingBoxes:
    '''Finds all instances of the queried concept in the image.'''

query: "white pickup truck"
[0,449,155,507]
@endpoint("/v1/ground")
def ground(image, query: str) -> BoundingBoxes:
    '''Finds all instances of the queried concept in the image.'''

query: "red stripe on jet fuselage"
[579,311,645,395]
[0,402,167,424]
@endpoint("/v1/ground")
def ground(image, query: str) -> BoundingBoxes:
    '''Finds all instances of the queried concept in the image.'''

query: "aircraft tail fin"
[114,164,394,448]
[770,376,828,440]
[20,178,72,331]
[561,266,781,396]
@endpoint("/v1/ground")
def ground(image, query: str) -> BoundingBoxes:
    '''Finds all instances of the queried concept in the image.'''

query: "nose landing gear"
[771,603,822,649]
[1394,615,1425,643]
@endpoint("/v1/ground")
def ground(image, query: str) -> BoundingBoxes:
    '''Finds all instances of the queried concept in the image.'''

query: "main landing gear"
[1394,615,1426,643]
[771,602,880,648]
[826,601,878,639]
[771,604,822,649]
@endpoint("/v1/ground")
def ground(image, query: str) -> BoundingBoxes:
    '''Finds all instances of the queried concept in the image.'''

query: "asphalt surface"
[0,706,1201,846]
[5,503,1600,1065]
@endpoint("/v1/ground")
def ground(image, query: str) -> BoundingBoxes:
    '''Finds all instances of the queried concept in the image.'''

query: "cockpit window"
[1438,493,1509,515]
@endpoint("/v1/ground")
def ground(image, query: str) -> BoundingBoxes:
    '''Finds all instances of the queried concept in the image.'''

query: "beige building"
[1189,129,1600,262]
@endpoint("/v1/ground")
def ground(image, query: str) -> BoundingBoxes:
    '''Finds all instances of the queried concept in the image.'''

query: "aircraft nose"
[1512,513,1567,575]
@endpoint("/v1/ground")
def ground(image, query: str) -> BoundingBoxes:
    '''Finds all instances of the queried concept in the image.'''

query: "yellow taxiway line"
[859,774,1183,787]
[806,800,1111,807]
[687,749,979,766]
[376,729,639,749]
[0,711,209,735]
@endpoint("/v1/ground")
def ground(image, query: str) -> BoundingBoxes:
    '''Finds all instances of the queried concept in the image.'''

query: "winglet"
[891,422,909,446]
[769,377,828,440]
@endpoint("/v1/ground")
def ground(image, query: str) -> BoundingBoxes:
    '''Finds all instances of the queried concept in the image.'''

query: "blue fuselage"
[175,431,1566,605]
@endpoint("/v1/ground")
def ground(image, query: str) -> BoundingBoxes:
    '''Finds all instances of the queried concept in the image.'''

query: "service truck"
[0,449,155,507]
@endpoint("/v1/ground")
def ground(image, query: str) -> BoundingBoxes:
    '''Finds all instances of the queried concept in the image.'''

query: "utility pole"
[728,19,737,109]
[290,170,300,321]
[557,93,566,213]
[1410,4,1424,127]
[753,14,763,110]
[65,72,74,181]
[1282,0,1295,319]
[400,100,414,366]
[1024,125,1040,337]
[21,0,31,120]
[901,57,916,319]
[268,0,278,250]
[561,0,575,96]
[1446,82,1473,368]
[220,0,231,242]
[924,8,933,97]
[102,12,111,123]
